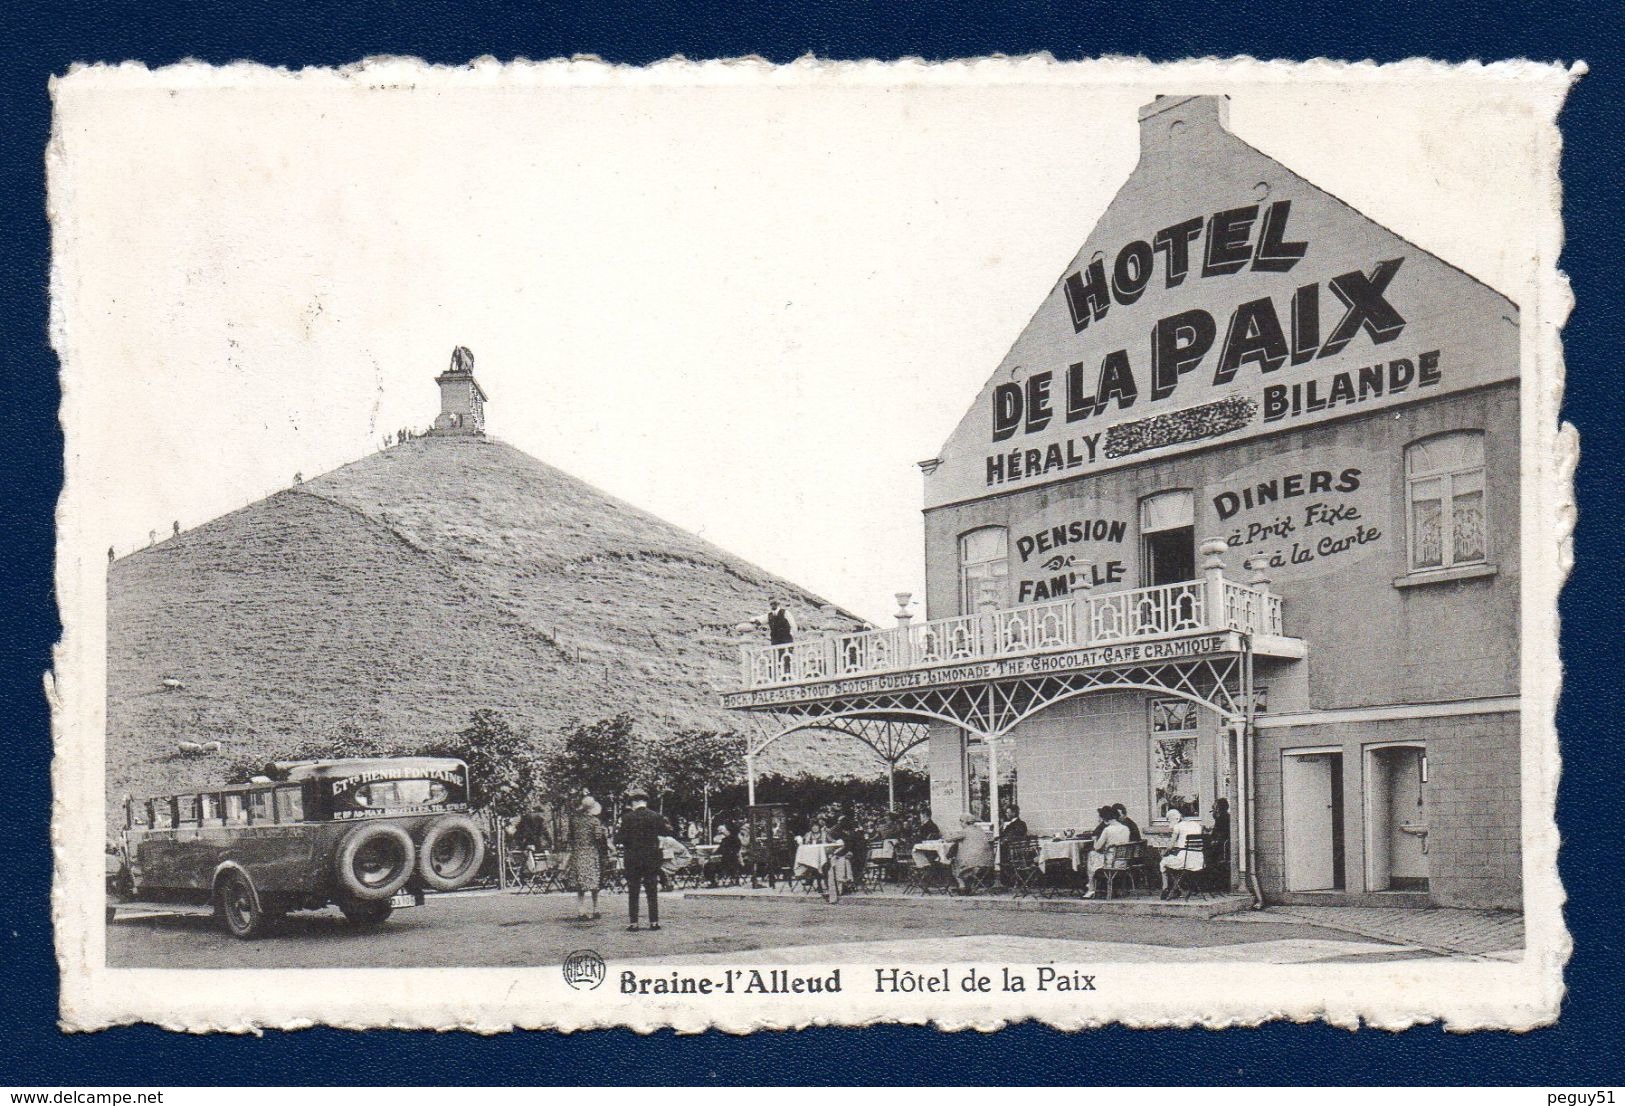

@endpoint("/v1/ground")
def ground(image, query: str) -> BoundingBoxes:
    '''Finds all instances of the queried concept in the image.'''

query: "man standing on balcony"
[738,598,799,677]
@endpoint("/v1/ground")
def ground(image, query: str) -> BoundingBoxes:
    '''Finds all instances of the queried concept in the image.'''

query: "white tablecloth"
[794,842,838,872]
[911,840,951,866]
[869,839,898,860]
[1037,837,1091,870]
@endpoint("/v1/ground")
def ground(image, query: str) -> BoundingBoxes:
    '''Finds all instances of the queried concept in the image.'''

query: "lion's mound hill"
[108,433,872,811]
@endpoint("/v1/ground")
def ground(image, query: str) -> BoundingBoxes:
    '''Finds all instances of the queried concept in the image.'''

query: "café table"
[794,841,838,874]
[1038,836,1091,871]
[911,839,951,865]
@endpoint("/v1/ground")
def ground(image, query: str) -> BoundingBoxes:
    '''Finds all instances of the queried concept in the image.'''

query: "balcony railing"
[738,566,1285,692]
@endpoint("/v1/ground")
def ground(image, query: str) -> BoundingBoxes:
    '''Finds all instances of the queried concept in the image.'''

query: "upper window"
[1140,490,1196,587]
[959,527,1009,613]
[1406,432,1487,572]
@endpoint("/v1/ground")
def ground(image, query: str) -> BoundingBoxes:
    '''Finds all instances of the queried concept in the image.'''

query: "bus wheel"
[417,814,487,891]
[215,869,271,939]
[336,823,416,901]
[339,898,394,927]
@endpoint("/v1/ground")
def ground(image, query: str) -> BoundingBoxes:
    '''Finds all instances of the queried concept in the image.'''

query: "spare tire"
[335,822,416,901]
[416,814,487,891]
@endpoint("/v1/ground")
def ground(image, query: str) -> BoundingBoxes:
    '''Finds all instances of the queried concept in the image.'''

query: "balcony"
[731,557,1301,701]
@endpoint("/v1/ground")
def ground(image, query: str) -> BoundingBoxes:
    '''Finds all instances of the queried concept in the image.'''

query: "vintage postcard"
[50,56,1576,1032]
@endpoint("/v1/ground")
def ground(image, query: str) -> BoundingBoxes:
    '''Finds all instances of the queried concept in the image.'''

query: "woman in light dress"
[566,795,610,919]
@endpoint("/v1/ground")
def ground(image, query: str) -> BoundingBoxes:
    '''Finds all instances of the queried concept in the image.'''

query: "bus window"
[250,790,272,824]
[198,793,221,823]
[224,793,248,825]
[150,800,176,830]
[353,779,451,809]
[175,795,200,825]
[274,786,304,824]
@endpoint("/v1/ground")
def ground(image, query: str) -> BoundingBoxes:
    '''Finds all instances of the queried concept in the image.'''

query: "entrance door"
[1367,744,1429,891]
[1282,751,1343,891]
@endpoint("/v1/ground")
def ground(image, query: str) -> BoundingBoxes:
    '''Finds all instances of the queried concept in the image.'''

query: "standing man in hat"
[616,788,667,931]
[737,598,798,678]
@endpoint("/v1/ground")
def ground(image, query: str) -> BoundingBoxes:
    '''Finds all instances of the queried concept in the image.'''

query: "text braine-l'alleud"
[619,969,841,995]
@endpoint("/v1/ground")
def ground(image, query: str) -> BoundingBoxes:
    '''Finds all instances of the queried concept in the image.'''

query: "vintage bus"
[107,756,487,938]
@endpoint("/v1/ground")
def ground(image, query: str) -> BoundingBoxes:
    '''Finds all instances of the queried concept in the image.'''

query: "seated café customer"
[657,833,691,889]
[943,813,994,893]
[1159,804,1207,899]
[1112,803,1142,843]
[998,806,1029,841]
[1084,805,1131,899]
[917,815,941,841]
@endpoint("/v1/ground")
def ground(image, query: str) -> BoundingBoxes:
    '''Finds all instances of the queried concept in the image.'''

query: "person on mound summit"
[616,788,667,932]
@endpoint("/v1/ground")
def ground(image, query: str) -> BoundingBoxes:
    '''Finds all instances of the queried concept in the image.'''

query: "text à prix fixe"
[616,967,1096,996]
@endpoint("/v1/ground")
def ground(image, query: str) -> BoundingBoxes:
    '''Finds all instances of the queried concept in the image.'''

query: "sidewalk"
[1264,905,1524,958]
[685,884,1253,918]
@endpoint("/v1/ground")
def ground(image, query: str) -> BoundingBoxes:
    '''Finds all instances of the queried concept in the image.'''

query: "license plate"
[389,892,420,909]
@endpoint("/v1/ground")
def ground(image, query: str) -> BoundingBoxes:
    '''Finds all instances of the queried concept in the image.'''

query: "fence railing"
[739,567,1285,690]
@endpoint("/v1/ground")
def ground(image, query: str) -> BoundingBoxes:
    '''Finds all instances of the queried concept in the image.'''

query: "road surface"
[107,888,1440,969]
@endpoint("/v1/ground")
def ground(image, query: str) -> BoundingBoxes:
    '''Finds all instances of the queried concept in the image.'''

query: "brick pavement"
[1266,905,1523,956]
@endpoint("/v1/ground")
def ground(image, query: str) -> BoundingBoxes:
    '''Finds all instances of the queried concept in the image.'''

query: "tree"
[649,729,745,824]
[420,709,540,818]
[540,714,646,813]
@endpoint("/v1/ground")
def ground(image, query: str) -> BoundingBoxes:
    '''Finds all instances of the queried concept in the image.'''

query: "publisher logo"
[563,949,606,991]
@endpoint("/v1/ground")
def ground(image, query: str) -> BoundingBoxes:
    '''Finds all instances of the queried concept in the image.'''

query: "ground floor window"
[1149,696,1200,820]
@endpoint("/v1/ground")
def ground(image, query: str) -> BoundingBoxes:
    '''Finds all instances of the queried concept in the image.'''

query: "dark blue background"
[3,1,1619,1086]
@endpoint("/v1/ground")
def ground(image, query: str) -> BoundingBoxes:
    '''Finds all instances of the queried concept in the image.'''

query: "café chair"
[1162,832,1207,899]
[507,848,541,894]
[1095,841,1151,899]
[1003,837,1047,898]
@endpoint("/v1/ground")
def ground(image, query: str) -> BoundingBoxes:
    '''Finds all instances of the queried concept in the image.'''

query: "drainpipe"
[745,751,757,807]
[1239,632,1265,909]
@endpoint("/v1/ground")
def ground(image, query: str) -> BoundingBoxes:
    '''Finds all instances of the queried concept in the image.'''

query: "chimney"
[1138,94,1231,158]
[429,345,488,437]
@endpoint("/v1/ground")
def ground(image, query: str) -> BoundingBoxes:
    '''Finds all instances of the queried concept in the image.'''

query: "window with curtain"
[1406,432,1487,571]
[1139,489,1194,533]
[959,527,1009,613]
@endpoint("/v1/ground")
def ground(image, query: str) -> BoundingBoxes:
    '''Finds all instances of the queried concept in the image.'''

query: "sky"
[52,60,1559,623]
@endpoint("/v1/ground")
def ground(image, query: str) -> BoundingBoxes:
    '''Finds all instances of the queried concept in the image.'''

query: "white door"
[1283,753,1336,891]
[1387,747,1428,882]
